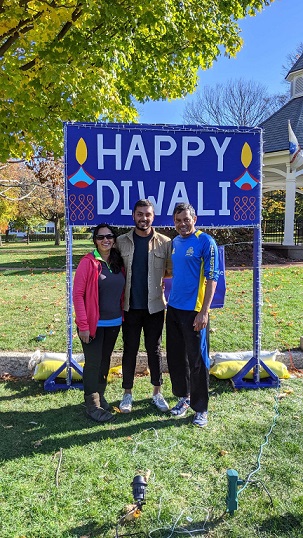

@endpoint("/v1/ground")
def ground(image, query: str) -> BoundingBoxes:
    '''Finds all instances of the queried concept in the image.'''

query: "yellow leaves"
[278,388,294,399]
[124,504,141,520]
[0,0,276,159]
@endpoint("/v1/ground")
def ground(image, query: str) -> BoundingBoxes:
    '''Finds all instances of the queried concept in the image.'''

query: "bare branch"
[183,78,283,127]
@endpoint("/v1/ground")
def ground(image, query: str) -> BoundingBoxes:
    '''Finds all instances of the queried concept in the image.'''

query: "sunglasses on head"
[95,234,114,240]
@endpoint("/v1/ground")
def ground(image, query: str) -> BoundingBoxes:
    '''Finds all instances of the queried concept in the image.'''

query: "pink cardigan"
[73,252,124,338]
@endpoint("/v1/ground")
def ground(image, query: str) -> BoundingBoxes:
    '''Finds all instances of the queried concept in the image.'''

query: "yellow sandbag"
[33,360,83,381]
[33,360,122,382]
[209,359,290,380]
[107,365,122,382]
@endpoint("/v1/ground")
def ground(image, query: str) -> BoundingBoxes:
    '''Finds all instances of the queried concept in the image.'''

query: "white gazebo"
[260,52,303,259]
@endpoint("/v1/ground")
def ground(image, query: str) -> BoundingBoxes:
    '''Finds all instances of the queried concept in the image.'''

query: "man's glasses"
[95,234,114,240]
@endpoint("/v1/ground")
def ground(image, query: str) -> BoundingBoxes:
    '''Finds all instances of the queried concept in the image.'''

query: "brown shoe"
[99,393,110,411]
[84,393,115,423]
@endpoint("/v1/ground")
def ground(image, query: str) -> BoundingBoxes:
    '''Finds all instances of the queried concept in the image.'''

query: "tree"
[0,157,65,245]
[183,78,282,126]
[282,42,303,77]
[0,161,25,244]
[0,198,18,245]
[23,156,65,245]
[1,0,274,160]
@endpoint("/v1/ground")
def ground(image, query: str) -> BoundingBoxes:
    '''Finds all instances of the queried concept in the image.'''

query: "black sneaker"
[192,411,208,428]
[170,397,190,416]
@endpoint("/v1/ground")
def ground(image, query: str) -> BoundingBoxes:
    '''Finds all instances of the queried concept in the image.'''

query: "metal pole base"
[231,356,280,390]
[44,358,83,391]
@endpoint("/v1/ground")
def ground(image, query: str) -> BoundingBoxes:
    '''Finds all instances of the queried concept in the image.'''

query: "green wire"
[238,387,280,497]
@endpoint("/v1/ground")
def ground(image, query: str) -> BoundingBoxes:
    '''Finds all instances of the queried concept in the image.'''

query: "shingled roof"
[286,53,303,79]
[260,96,303,153]
[260,51,303,154]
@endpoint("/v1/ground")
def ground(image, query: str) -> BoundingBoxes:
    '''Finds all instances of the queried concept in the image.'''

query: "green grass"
[0,263,302,354]
[0,375,302,537]
[0,244,303,537]
[0,240,90,270]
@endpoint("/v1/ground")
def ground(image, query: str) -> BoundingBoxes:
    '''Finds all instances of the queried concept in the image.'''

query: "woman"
[73,224,125,423]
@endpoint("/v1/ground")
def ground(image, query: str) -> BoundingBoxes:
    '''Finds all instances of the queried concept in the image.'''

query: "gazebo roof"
[286,53,303,79]
[260,96,303,153]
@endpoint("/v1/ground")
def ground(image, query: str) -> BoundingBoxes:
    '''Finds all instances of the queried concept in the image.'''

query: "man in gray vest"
[116,199,171,413]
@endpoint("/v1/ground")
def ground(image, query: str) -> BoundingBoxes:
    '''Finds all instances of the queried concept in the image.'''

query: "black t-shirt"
[98,263,125,319]
[130,232,152,309]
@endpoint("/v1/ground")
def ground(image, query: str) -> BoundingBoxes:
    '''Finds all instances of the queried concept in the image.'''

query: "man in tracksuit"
[166,202,219,428]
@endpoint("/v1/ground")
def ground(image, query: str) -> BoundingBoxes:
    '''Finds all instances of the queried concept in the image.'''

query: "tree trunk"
[54,218,60,246]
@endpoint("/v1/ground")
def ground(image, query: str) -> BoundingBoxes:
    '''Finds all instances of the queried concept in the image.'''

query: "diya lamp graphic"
[68,138,95,187]
[234,142,259,190]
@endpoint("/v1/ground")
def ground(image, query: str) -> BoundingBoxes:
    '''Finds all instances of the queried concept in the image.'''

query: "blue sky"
[138,0,303,124]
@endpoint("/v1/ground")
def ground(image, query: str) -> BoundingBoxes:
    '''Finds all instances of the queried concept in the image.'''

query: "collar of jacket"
[127,227,156,242]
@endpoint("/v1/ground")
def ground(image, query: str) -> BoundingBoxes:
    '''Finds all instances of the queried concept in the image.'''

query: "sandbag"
[33,360,83,381]
[212,349,278,365]
[210,359,290,380]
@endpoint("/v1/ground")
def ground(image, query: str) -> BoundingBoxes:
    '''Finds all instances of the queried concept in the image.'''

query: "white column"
[283,165,296,245]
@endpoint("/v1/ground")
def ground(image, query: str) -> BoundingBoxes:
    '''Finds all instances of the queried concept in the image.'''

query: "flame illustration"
[75,138,87,166]
[241,142,252,169]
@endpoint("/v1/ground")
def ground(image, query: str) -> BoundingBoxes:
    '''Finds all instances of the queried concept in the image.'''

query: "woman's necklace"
[93,249,112,273]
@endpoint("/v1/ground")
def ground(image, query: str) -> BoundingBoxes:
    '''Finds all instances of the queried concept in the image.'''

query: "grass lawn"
[0,241,302,353]
[0,374,302,537]
[0,242,303,537]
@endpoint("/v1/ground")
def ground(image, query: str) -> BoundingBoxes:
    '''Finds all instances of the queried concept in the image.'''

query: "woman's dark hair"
[93,223,124,274]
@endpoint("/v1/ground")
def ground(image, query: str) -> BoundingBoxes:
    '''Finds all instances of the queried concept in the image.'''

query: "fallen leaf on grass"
[145,469,151,482]
[124,504,141,521]
[112,406,121,413]
[180,473,192,478]
[0,373,20,381]
[33,439,42,448]
[219,450,228,456]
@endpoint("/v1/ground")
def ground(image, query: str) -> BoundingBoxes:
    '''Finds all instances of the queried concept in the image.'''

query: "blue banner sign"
[64,122,262,227]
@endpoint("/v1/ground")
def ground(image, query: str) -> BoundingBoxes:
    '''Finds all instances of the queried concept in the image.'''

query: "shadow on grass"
[62,522,117,538]
[0,254,84,272]
[0,378,232,463]
[66,511,229,537]
[0,256,67,272]
[258,512,303,536]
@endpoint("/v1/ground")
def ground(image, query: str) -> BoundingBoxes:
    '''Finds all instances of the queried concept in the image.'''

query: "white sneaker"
[152,393,169,412]
[119,393,133,413]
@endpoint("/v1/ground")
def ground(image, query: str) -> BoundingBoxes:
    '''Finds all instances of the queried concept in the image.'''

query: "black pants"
[81,326,120,395]
[166,306,209,413]
[121,309,164,389]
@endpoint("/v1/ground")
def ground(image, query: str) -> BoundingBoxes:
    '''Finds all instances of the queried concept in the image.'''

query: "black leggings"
[121,309,164,389]
[81,326,120,395]
[166,306,209,413]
